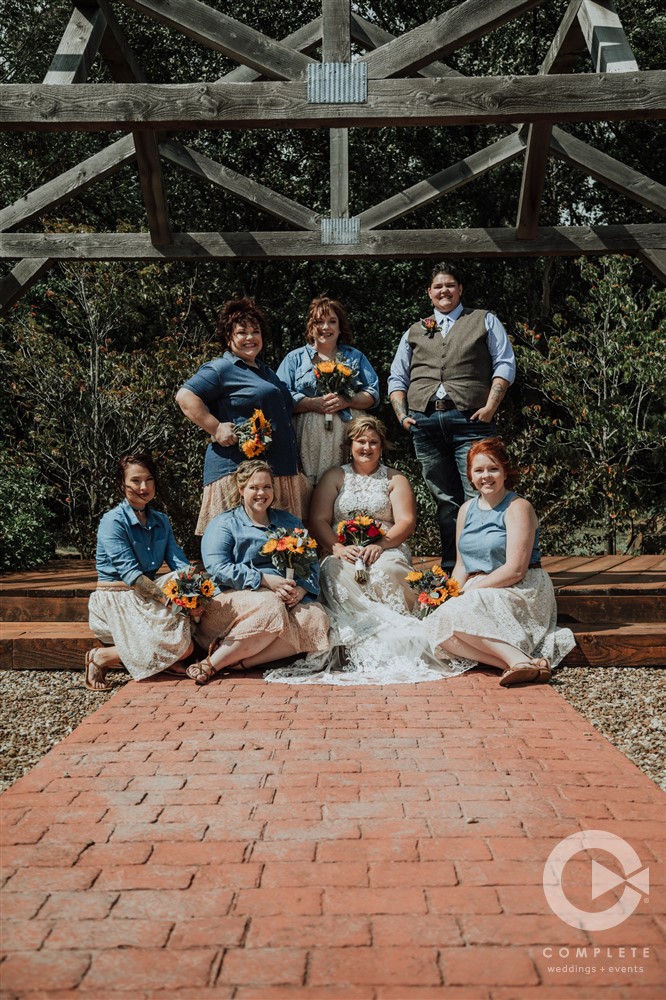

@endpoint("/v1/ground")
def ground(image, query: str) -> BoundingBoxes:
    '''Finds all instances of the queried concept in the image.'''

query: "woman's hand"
[261,573,299,604]
[331,542,356,563]
[282,585,306,608]
[213,421,238,447]
[357,543,383,566]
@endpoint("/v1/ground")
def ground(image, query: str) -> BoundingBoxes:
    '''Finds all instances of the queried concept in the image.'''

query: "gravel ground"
[1,665,664,793]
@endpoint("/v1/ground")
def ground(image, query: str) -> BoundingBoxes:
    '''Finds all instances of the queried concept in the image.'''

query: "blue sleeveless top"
[458,491,541,574]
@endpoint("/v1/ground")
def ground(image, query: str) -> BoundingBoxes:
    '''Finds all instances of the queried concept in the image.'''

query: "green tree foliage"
[513,257,666,555]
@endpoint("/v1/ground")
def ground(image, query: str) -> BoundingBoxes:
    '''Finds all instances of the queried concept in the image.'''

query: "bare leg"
[243,635,301,668]
[450,631,527,670]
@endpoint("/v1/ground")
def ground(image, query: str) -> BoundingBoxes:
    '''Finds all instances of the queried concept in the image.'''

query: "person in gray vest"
[388,262,515,569]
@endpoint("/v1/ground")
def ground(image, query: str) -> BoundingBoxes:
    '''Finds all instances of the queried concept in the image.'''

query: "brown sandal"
[530,657,552,684]
[84,648,112,691]
[498,661,540,687]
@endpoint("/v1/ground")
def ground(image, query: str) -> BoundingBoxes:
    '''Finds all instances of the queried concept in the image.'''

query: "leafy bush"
[0,454,55,571]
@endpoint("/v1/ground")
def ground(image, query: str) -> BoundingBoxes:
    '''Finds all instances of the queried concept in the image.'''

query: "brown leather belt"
[425,398,456,413]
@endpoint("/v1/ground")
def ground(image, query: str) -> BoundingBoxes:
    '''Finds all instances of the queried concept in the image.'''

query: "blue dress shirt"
[96,500,190,585]
[387,303,516,396]
[201,506,320,602]
[277,344,380,422]
[181,352,299,485]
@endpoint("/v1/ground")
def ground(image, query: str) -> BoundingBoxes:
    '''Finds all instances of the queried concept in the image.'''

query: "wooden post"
[323,1,351,220]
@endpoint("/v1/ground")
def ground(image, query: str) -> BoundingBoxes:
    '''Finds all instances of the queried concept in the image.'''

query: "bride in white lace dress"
[265,415,448,685]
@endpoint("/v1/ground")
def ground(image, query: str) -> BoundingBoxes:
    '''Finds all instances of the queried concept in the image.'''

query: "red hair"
[466,437,519,489]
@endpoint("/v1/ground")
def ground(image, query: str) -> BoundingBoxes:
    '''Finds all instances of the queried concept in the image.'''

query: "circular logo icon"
[543,830,649,931]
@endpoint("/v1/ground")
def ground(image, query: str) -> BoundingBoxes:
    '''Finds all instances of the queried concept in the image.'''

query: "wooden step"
[2,620,664,671]
[1,622,95,670]
[2,596,90,622]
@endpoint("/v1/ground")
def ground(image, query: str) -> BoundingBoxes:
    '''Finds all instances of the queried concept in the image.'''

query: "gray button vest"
[406,308,492,412]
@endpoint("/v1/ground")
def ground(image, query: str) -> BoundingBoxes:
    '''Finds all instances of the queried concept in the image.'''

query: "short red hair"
[466,437,519,489]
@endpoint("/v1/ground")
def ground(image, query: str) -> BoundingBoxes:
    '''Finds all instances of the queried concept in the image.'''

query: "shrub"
[0,454,55,571]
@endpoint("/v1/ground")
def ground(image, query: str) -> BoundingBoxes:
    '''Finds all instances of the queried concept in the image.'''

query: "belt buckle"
[434,399,446,412]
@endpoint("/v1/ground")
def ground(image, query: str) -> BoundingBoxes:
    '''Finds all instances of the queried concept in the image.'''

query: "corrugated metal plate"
[307,62,368,103]
[321,218,361,244]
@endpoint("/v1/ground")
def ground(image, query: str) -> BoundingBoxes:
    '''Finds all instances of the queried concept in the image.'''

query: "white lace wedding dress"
[264,464,454,685]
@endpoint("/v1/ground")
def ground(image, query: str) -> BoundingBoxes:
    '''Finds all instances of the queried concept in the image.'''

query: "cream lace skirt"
[195,472,312,535]
[425,567,576,673]
[88,574,192,681]
[294,411,347,485]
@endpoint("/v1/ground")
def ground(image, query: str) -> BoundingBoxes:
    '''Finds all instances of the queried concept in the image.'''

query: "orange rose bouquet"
[336,512,385,582]
[235,408,273,458]
[261,526,318,581]
[405,564,460,618]
[313,354,360,430]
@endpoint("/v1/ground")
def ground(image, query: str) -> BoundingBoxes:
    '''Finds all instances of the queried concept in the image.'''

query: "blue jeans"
[409,407,497,566]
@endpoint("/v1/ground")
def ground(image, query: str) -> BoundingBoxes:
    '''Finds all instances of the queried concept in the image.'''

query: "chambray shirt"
[387,303,516,397]
[180,352,299,486]
[96,500,190,585]
[276,344,380,422]
[201,506,320,602]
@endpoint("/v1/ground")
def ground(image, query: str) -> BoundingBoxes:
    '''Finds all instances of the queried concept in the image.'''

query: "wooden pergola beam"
[159,141,319,230]
[323,0,350,220]
[44,3,108,85]
[117,0,313,80]
[360,133,526,230]
[549,127,666,216]
[3,73,664,132]
[2,225,664,261]
[219,18,322,83]
[578,0,639,73]
[0,259,54,311]
[362,0,548,79]
[638,249,666,284]
[0,135,138,233]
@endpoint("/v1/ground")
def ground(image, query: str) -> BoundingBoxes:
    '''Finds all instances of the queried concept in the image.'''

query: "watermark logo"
[543,830,649,931]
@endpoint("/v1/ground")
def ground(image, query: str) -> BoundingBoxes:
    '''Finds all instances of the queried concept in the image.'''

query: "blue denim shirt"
[201,506,320,601]
[96,500,190,585]
[181,352,299,485]
[388,303,516,395]
[277,344,380,422]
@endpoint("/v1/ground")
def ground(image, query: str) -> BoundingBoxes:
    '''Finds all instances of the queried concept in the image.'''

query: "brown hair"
[305,296,353,346]
[430,262,464,286]
[115,452,160,496]
[344,414,393,454]
[466,437,519,489]
[233,460,275,501]
[217,297,268,349]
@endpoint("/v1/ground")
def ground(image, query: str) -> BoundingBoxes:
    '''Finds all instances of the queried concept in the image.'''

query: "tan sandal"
[499,661,540,687]
[530,657,552,684]
[84,648,112,691]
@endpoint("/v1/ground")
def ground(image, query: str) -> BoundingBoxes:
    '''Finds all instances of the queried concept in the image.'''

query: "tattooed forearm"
[133,574,169,605]
[489,378,509,404]
[390,391,409,422]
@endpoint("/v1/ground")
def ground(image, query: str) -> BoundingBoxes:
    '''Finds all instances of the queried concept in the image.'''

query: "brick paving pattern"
[1,670,664,998]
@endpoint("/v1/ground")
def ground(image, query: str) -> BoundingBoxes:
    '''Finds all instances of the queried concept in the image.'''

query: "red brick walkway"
[1,671,664,998]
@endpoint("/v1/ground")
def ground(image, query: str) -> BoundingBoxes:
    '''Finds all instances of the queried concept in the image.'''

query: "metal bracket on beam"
[321,218,360,244]
[307,62,367,103]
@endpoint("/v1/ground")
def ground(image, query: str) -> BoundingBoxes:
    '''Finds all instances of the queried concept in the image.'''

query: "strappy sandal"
[84,648,112,691]
[498,661,541,687]
[186,653,218,686]
[530,657,552,684]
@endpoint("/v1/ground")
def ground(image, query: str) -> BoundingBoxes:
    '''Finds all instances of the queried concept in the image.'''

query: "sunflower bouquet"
[235,408,273,458]
[336,512,385,582]
[405,564,460,618]
[261,526,319,581]
[313,354,360,430]
[162,569,216,621]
